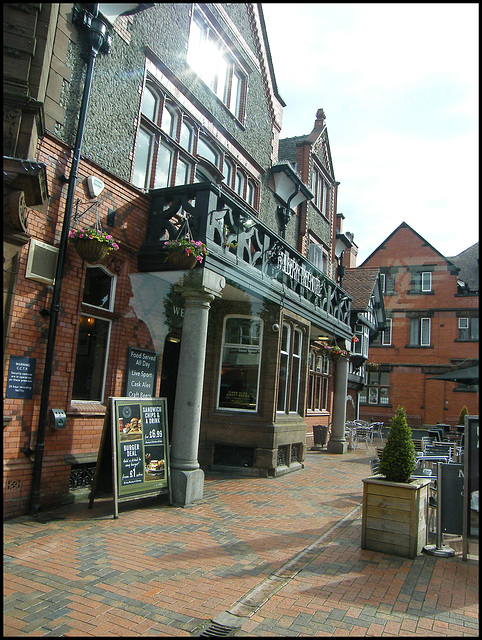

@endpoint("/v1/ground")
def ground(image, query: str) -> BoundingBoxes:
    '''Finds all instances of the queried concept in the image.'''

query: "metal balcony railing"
[138,181,352,336]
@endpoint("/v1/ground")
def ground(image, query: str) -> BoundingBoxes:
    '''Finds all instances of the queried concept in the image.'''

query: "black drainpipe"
[30,4,109,513]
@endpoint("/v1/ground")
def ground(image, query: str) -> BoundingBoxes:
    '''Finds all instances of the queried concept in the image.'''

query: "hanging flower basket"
[163,239,208,269]
[320,343,349,362]
[168,250,198,269]
[69,227,120,264]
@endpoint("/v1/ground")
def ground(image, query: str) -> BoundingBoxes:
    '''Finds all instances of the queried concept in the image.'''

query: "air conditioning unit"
[25,239,59,285]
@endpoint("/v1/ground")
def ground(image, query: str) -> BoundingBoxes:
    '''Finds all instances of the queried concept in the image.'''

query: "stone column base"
[170,468,205,506]
[327,440,348,454]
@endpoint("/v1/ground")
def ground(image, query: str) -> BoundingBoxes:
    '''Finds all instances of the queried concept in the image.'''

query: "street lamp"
[271,163,312,239]
[30,3,153,513]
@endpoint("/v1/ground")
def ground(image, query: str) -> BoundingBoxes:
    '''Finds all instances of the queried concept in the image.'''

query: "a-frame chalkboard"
[89,397,171,518]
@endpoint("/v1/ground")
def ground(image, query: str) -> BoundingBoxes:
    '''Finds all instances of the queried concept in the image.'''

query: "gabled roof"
[342,267,381,310]
[278,109,336,179]
[447,242,479,292]
[359,221,458,269]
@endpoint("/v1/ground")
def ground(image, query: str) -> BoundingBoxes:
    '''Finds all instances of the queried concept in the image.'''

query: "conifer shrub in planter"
[361,406,431,558]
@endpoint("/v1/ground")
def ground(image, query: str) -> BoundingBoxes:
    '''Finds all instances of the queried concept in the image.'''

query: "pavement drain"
[193,613,242,637]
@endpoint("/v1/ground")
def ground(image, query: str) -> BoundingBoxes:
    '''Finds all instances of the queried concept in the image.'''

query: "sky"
[262,3,479,264]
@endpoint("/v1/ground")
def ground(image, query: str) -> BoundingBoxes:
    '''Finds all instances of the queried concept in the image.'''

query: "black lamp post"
[30,3,152,513]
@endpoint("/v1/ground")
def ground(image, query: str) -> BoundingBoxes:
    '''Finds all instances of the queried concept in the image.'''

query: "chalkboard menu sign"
[89,397,170,517]
[124,348,158,398]
[5,356,36,399]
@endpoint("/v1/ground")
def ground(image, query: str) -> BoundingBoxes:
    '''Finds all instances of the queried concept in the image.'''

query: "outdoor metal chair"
[370,458,381,475]
[356,425,374,450]
[421,436,437,452]
[369,422,385,443]
[345,422,358,450]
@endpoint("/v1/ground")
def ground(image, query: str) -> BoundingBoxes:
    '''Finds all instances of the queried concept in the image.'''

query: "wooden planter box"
[361,476,431,558]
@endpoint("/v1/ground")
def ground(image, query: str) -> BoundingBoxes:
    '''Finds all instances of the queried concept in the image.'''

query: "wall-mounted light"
[271,163,312,239]
[334,232,353,288]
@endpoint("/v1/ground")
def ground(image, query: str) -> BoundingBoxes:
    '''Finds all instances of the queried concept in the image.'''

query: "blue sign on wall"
[5,356,36,399]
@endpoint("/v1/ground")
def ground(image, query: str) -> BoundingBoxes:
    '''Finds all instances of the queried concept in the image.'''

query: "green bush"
[458,405,469,425]
[379,406,416,482]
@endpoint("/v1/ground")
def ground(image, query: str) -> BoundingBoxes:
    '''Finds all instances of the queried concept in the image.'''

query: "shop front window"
[218,316,262,411]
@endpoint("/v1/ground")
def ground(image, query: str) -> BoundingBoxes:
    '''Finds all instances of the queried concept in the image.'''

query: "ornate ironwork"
[138,182,352,335]
[69,463,96,490]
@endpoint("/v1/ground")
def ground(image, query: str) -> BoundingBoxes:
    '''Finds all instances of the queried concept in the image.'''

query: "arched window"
[235,170,245,197]
[141,85,158,121]
[197,137,219,166]
[223,158,233,188]
[180,119,194,153]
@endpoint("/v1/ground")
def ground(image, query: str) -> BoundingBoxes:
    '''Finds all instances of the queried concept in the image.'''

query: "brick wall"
[3,133,153,518]
[360,224,478,426]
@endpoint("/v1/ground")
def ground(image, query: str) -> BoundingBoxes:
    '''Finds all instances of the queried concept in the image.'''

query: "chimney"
[314,108,326,129]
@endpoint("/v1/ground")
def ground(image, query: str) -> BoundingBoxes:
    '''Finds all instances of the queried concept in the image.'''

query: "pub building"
[3,3,369,516]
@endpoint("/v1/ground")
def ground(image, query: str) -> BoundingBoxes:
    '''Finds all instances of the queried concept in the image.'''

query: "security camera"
[272,323,280,332]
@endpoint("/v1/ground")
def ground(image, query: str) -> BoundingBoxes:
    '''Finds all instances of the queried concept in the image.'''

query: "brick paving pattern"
[3,443,478,637]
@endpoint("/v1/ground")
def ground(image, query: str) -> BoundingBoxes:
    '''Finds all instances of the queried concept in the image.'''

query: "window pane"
[218,317,261,411]
[379,387,390,405]
[231,70,242,116]
[82,267,114,309]
[154,143,172,188]
[421,318,431,345]
[132,128,152,189]
[141,86,157,121]
[277,352,289,412]
[422,272,432,291]
[223,159,233,186]
[72,316,110,401]
[180,121,193,152]
[235,171,244,196]
[197,137,218,165]
[470,317,479,339]
[218,346,259,410]
[175,158,190,186]
[368,387,379,404]
[290,330,302,413]
[161,105,173,135]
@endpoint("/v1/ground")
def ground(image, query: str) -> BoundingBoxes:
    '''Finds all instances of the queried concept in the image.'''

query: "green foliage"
[379,406,416,483]
[458,405,469,425]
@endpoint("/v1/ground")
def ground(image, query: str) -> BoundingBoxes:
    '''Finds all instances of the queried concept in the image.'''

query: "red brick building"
[358,222,478,427]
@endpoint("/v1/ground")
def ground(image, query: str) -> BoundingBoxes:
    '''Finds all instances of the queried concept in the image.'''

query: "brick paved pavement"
[3,442,478,637]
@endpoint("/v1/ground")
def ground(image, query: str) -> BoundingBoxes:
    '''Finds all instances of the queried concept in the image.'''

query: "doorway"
[159,331,181,441]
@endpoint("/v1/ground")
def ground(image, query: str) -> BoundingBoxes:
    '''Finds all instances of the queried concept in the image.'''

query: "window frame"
[216,315,263,413]
[421,271,432,292]
[71,266,116,403]
[382,318,392,345]
[187,7,248,122]
[307,349,330,413]
[360,371,390,407]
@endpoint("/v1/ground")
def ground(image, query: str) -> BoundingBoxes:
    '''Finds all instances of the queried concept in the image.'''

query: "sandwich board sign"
[89,397,170,518]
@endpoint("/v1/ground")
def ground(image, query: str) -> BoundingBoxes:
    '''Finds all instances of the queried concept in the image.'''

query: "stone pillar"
[170,270,225,506]
[327,355,349,454]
